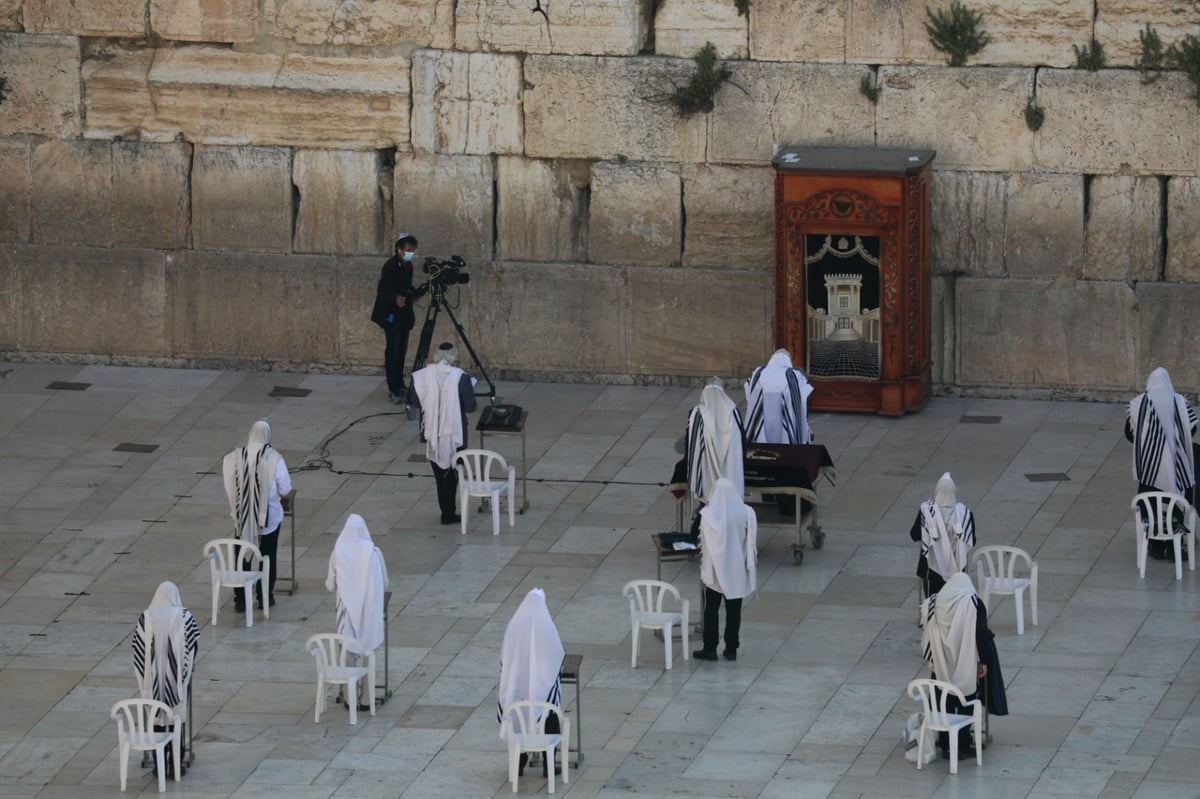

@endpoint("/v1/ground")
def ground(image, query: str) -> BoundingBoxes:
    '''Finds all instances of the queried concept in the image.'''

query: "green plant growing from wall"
[924,2,990,67]
[0,75,9,105]
[859,74,880,104]
[649,42,738,116]
[732,0,750,17]
[1136,24,1167,83]
[1023,98,1044,131]
[1072,38,1106,71]
[1168,34,1200,107]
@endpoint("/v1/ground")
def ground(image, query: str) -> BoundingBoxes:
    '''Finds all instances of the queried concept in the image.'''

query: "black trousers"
[234,526,279,604]
[383,325,412,396]
[702,586,742,653]
[431,461,459,519]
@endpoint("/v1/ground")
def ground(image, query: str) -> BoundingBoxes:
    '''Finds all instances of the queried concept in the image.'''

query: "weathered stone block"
[1004,172,1083,279]
[750,0,844,62]
[192,146,292,253]
[1084,175,1161,282]
[1138,282,1200,393]
[1034,70,1198,175]
[0,0,19,29]
[455,0,649,55]
[496,156,588,262]
[680,164,772,269]
[150,0,256,42]
[4,244,167,356]
[411,50,523,155]
[113,142,191,250]
[879,67,1034,172]
[0,34,81,138]
[628,267,772,376]
[167,251,338,362]
[589,162,681,267]
[294,150,386,256]
[31,140,112,247]
[1096,1,1200,66]
[0,243,15,347]
[932,170,1007,277]
[263,0,453,48]
[24,0,144,35]
[931,274,955,385]
[1165,177,1200,283]
[655,0,746,59]
[81,48,169,142]
[0,139,31,243]
[523,55,706,162]
[707,62,875,164]
[957,277,1136,390]
[336,256,387,366]
[392,153,494,266]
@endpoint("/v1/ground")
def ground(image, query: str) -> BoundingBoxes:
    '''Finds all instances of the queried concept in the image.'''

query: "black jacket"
[370,255,427,330]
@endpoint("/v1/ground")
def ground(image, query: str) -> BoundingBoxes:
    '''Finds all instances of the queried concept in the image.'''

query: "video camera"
[423,255,470,286]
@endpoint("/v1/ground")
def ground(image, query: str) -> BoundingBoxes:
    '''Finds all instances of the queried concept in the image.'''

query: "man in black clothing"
[371,234,427,404]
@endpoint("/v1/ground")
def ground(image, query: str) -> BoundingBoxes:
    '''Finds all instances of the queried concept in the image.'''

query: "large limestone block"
[0,139,31,243]
[465,262,627,373]
[4,244,167,356]
[1004,172,1083,279]
[1084,175,1161,281]
[0,34,80,138]
[655,0,746,59]
[263,0,453,48]
[24,0,144,35]
[113,142,191,250]
[589,162,681,267]
[930,274,955,385]
[455,0,649,55]
[81,48,170,142]
[878,67,1034,172]
[192,146,292,253]
[0,244,15,347]
[1096,1,1200,66]
[680,164,772,269]
[0,0,19,29]
[148,48,410,149]
[31,140,112,247]
[932,170,1007,277]
[707,62,875,164]
[294,150,386,256]
[336,256,385,366]
[523,55,706,162]
[1034,70,1199,174]
[496,156,588,262]
[393,153,494,266]
[750,0,845,63]
[150,0,256,42]
[1138,282,1200,392]
[629,268,772,376]
[411,50,522,155]
[1165,177,1200,283]
[957,277,1136,390]
[168,251,338,362]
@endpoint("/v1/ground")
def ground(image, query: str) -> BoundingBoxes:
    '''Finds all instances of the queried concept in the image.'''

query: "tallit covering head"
[325,514,388,655]
[699,478,758,600]
[920,472,974,578]
[497,588,564,740]
[222,420,283,547]
[935,472,957,521]
[744,349,814,445]
[413,362,466,469]
[921,572,980,697]
[686,381,745,501]
[132,581,199,715]
[1131,367,1196,495]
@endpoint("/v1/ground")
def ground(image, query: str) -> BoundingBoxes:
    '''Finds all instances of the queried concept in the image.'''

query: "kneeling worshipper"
[685,378,746,504]
[1126,366,1198,562]
[744,348,814,445]
[920,572,1008,758]
[412,342,478,525]
[693,478,757,662]
[497,588,564,777]
[909,472,976,599]
[325,513,389,712]
[222,419,292,611]
[132,581,200,779]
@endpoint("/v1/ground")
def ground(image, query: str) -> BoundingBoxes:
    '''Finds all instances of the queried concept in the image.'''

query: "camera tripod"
[404,281,497,416]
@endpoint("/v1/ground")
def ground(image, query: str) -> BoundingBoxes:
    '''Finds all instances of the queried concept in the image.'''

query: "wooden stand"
[277,489,298,595]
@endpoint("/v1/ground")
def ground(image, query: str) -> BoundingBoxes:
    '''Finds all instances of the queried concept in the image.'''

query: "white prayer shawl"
[497,588,564,740]
[744,350,814,444]
[222,420,283,549]
[699,478,758,600]
[413,362,466,469]
[1130,368,1197,494]
[919,473,974,579]
[132,581,199,716]
[326,514,389,655]
[921,572,980,697]
[686,383,745,502]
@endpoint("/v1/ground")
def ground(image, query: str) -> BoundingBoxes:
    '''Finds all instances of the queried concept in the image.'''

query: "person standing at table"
[909,472,975,599]
[412,342,478,524]
[693,478,757,662]
[685,378,746,503]
[222,419,291,611]
[744,348,814,445]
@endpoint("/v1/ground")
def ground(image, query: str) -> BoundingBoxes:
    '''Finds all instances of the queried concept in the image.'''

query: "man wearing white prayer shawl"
[908,472,975,599]
[685,379,746,504]
[412,343,478,524]
[326,514,388,711]
[693,478,757,662]
[132,581,199,778]
[1126,367,1198,561]
[497,588,564,776]
[744,349,814,445]
[222,420,291,611]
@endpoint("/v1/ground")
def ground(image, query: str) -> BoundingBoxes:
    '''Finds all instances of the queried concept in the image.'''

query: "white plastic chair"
[623,579,690,670]
[110,698,181,792]
[906,678,983,775]
[1131,491,1197,580]
[504,700,570,794]
[306,633,376,726]
[204,538,270,627]
[453,449,516,536]
[974,545,1039,635]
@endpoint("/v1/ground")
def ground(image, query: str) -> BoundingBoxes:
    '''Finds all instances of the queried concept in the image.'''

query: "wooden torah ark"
[772,146,935,416]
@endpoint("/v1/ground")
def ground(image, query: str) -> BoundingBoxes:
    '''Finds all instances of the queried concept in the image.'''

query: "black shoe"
[234,601,246,613]
[269,595,277,607]
[518,752,528,777]
[692,649,718,661]
[723,649,737,661]
[357,703,371,712]
[1167,548,1189,562]
[441,514,462,525]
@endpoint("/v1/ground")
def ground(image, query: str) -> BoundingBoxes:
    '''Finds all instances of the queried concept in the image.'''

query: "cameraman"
[370,233,428,404]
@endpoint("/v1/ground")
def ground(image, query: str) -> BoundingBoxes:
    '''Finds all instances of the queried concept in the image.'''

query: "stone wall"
[2,0,1200,395]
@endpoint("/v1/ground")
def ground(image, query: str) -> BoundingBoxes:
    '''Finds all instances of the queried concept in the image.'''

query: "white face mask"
[402,251,415,262]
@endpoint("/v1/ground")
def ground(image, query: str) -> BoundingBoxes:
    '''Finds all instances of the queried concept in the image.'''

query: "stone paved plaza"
[1,362,1198,799]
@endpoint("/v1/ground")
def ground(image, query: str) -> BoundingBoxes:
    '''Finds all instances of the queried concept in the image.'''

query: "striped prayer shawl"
[132,608,199,713]
[1131,393,1197,495]
[496,658,563,726]
[686,405,745,502]
[745,367,811,444]
[919,500,975,579]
